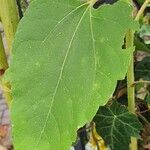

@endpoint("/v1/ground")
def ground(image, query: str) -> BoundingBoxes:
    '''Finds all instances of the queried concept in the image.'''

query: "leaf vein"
[34,6,90,149]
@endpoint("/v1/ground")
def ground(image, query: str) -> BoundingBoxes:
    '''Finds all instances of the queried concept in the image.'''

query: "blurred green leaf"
[138,25,150,44]
[134,35,150,52]
[135,56,150,81]
[145,94,150,104]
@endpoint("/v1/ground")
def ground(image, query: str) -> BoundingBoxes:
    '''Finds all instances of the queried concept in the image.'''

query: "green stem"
[126,0,150,149]
[126,30,137,150]
[126,30,135,113]
[135,0,150,21]
[132,80,150,86]
[0,0,19,51]
[0,0,19,106]
[0,33,8,74]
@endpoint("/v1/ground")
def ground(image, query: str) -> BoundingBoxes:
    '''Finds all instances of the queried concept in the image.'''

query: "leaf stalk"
[135,0,150,21]
[126,29,138,150]
[0,0,19,51]
[127,0,150,149]
[0,34,8,77]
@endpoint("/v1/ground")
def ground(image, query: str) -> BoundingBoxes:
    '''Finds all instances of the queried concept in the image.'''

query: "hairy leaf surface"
[93,102,142,150]
[9,0,137,149]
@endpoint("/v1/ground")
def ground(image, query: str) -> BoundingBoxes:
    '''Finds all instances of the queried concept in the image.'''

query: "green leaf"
[93,102,142,150]
[138,25,150,44]
[135,56,150,81]
[9,0,137,149]
[145,94,150,104]
[134,35,150,53]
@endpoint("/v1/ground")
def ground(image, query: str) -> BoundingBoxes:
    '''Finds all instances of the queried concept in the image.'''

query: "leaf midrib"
[34,4,90,149]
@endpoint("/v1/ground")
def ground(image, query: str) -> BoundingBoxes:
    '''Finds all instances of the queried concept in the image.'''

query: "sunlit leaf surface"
[9,0,137,149]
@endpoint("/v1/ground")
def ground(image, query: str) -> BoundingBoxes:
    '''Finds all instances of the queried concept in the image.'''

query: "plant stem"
[126,30,135,113]
[0,0,19,106]
[132,80,150,86]
[126,30,137,150]
[126,0,150,149]
[135,0,150,21]
[0,0,19,51]
[0,34,8,75]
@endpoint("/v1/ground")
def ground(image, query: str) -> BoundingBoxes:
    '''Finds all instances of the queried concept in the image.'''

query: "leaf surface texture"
[94,102,142,150]
[9,0,137,149]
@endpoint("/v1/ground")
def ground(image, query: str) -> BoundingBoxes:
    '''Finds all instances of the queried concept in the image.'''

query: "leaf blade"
[93,102,142,150]
[9,0,138,149]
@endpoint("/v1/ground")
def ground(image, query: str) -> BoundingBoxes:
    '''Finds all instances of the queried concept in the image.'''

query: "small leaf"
[93,102,142,150]
[145,94,150,104]
[135,56,150,81]
[134,35,150,53]
[138,25,150,44]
